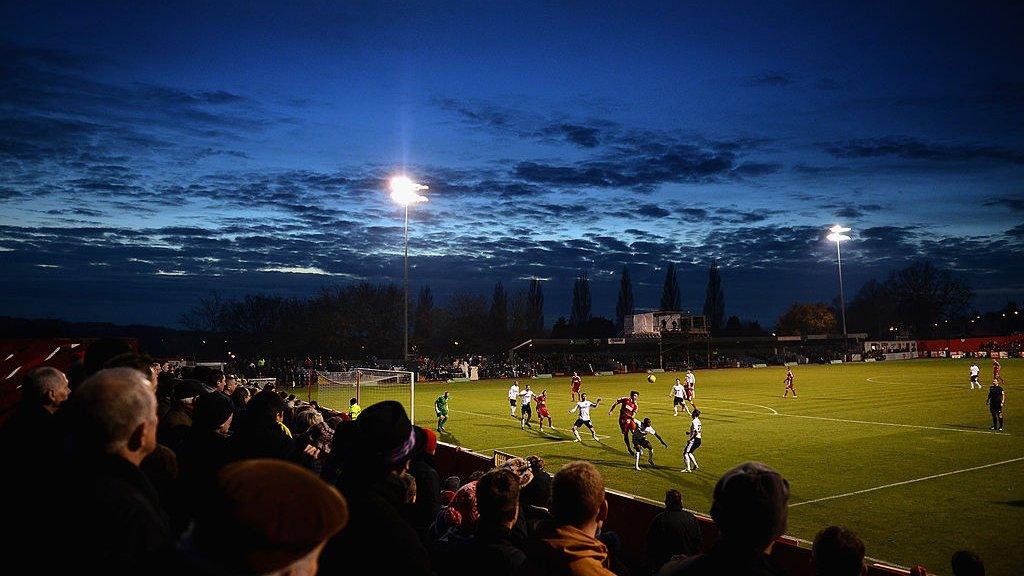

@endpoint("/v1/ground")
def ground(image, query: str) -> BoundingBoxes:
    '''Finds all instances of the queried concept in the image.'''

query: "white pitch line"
[483,435,612,452]
[698,398,779,415]
[790,457,1024,508]
[452,409,524,423]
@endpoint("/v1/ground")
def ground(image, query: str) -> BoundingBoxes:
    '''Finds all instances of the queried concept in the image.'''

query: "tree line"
[180,259,999,359]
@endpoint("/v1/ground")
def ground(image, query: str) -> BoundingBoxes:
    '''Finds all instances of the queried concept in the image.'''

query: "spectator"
[75,337,133,389]
[520,455,552,508]
[318,401,433,575]
[104,353,160,391]
[232,389,293,461]
[812,526,865,576]
[229,385,251,431]
[158,379,204,451]
[62,367,172,575]
[646,489,702,573]
[459,468,530,576]
[409,426,443,540]
[951,550,985,576]
[526,460,615,576]
[659,461,789,576]
[177,392,234,497]
[153,459,348,576]
[0,366,70,461]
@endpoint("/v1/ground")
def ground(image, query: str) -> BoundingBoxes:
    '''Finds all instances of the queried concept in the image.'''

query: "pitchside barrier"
[432,442,917,576]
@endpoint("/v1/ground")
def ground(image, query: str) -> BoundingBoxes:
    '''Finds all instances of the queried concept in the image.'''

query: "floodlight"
[389,175,429,206]
[829,224,851,234]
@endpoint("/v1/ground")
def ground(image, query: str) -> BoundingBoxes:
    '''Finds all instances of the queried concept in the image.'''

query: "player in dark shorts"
[570,372,582,402]
[631,417,668,470]
[988,379,1005,431]
[570,393,602,442]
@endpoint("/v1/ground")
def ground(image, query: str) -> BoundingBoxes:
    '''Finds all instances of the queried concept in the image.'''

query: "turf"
[312,359,1023,575]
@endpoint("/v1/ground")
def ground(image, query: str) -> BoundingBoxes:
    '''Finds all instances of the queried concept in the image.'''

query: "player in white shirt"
[569,392,602,442]
[671,379,686,416]
[507,382,520,417]
[631,417,668,470]
[969,364,982,389]
[519,384,536,429]
[682,409,702,473]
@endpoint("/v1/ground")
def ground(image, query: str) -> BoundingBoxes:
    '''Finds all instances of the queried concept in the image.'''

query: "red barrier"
[433,442,915,576]
[917,334,1024,353]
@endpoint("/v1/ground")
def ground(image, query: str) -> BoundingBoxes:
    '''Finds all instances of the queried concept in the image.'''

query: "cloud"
[822,137,1024,165]
[983,196,1024,212]
[743,72,793,87]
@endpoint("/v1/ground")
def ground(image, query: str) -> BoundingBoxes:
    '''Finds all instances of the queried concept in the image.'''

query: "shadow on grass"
[994,500,1024,507]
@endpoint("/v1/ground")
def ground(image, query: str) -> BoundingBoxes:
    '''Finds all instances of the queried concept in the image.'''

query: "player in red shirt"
[608,390,640,454]
[783,368,797,398]
[535,389,555,431]
[570,372,582,402]
[993,359,1003,384]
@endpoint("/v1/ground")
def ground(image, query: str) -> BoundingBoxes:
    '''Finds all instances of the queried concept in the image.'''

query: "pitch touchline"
[790,457,1024,508]
[694,406,1007,436]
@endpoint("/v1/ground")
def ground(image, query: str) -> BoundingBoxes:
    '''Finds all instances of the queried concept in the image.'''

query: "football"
[647,374,656,383]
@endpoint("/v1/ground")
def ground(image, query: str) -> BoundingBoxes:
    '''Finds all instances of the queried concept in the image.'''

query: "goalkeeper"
[435,391,450,433]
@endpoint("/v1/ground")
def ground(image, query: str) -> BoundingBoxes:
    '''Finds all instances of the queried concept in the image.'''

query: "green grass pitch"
[312,359,1022,574]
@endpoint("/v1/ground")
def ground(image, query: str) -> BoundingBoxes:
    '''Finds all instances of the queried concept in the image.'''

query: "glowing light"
[389,175,429,206]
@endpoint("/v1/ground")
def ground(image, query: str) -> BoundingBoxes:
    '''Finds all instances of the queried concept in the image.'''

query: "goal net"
[313,368,416,420]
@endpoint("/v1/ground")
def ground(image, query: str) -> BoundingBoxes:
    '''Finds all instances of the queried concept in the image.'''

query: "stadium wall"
[433,442,915,576]
[917,335,1024,353]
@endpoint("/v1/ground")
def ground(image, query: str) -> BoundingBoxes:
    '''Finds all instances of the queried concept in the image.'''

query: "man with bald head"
[0,366,70,458]
[61,367,172,574]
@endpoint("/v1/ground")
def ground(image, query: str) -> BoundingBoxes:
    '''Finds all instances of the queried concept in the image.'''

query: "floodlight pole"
[403,204,410,362]
[834,238,848,353]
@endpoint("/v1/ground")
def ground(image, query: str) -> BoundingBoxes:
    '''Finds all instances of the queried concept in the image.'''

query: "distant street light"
[826,225,851,355]
[389,175,428,361]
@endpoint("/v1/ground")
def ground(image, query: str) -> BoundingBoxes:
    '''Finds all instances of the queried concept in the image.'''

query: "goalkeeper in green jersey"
[435,391,450,433]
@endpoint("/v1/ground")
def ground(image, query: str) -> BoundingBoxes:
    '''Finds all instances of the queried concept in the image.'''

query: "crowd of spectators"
[3,338,991,576]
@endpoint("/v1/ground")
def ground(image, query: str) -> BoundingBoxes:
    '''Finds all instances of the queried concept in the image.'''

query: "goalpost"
[313,368,416,421]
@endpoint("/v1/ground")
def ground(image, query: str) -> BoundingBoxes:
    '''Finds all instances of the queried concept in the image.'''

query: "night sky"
[2,1,1022,327]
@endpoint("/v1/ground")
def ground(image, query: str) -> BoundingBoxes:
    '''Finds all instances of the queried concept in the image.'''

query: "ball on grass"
[647,374,656,383]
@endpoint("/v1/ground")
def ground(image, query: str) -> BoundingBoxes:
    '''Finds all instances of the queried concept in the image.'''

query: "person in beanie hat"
[176,392,235,511]
[152,459,347,575]
[659,461,789,576]
[318,401,432,576]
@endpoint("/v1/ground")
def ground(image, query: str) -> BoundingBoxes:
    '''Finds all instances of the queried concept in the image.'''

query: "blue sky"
[1,1,1022,326]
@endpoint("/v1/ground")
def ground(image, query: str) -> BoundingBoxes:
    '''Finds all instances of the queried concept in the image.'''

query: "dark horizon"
[2,2,1022,327]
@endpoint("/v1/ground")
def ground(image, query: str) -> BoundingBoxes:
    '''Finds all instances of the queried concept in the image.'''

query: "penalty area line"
[790,457,1024,508]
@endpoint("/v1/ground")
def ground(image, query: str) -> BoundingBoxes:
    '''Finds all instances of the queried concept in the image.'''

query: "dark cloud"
[983,196,1024,212]
[743,72,793,87]
[823,138,1024,165]
[536,123,602,148]
[815,78,842,90]
[635,204,671,218]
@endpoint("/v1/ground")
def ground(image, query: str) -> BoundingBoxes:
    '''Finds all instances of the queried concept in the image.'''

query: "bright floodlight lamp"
[389,175,429,206]
[389,175,429,362]
[827,224,852,358]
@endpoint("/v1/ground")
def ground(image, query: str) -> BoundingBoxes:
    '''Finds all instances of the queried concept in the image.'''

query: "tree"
[725,315,742,333]
[660,263,681,311]
[569,274,592,331]
[615,265,635,333]
[413,285,435,353]
[775,302,837,336]
[179,292,225,332]
[527,279,545,336]
[703,261,725,332]
[508,287,528,340]
[487,282,509,351]
[886,262,972,338]
[550,317,571,338]
[845,279,895,339]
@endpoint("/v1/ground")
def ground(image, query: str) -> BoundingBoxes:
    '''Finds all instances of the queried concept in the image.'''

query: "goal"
[313,368,416,420]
